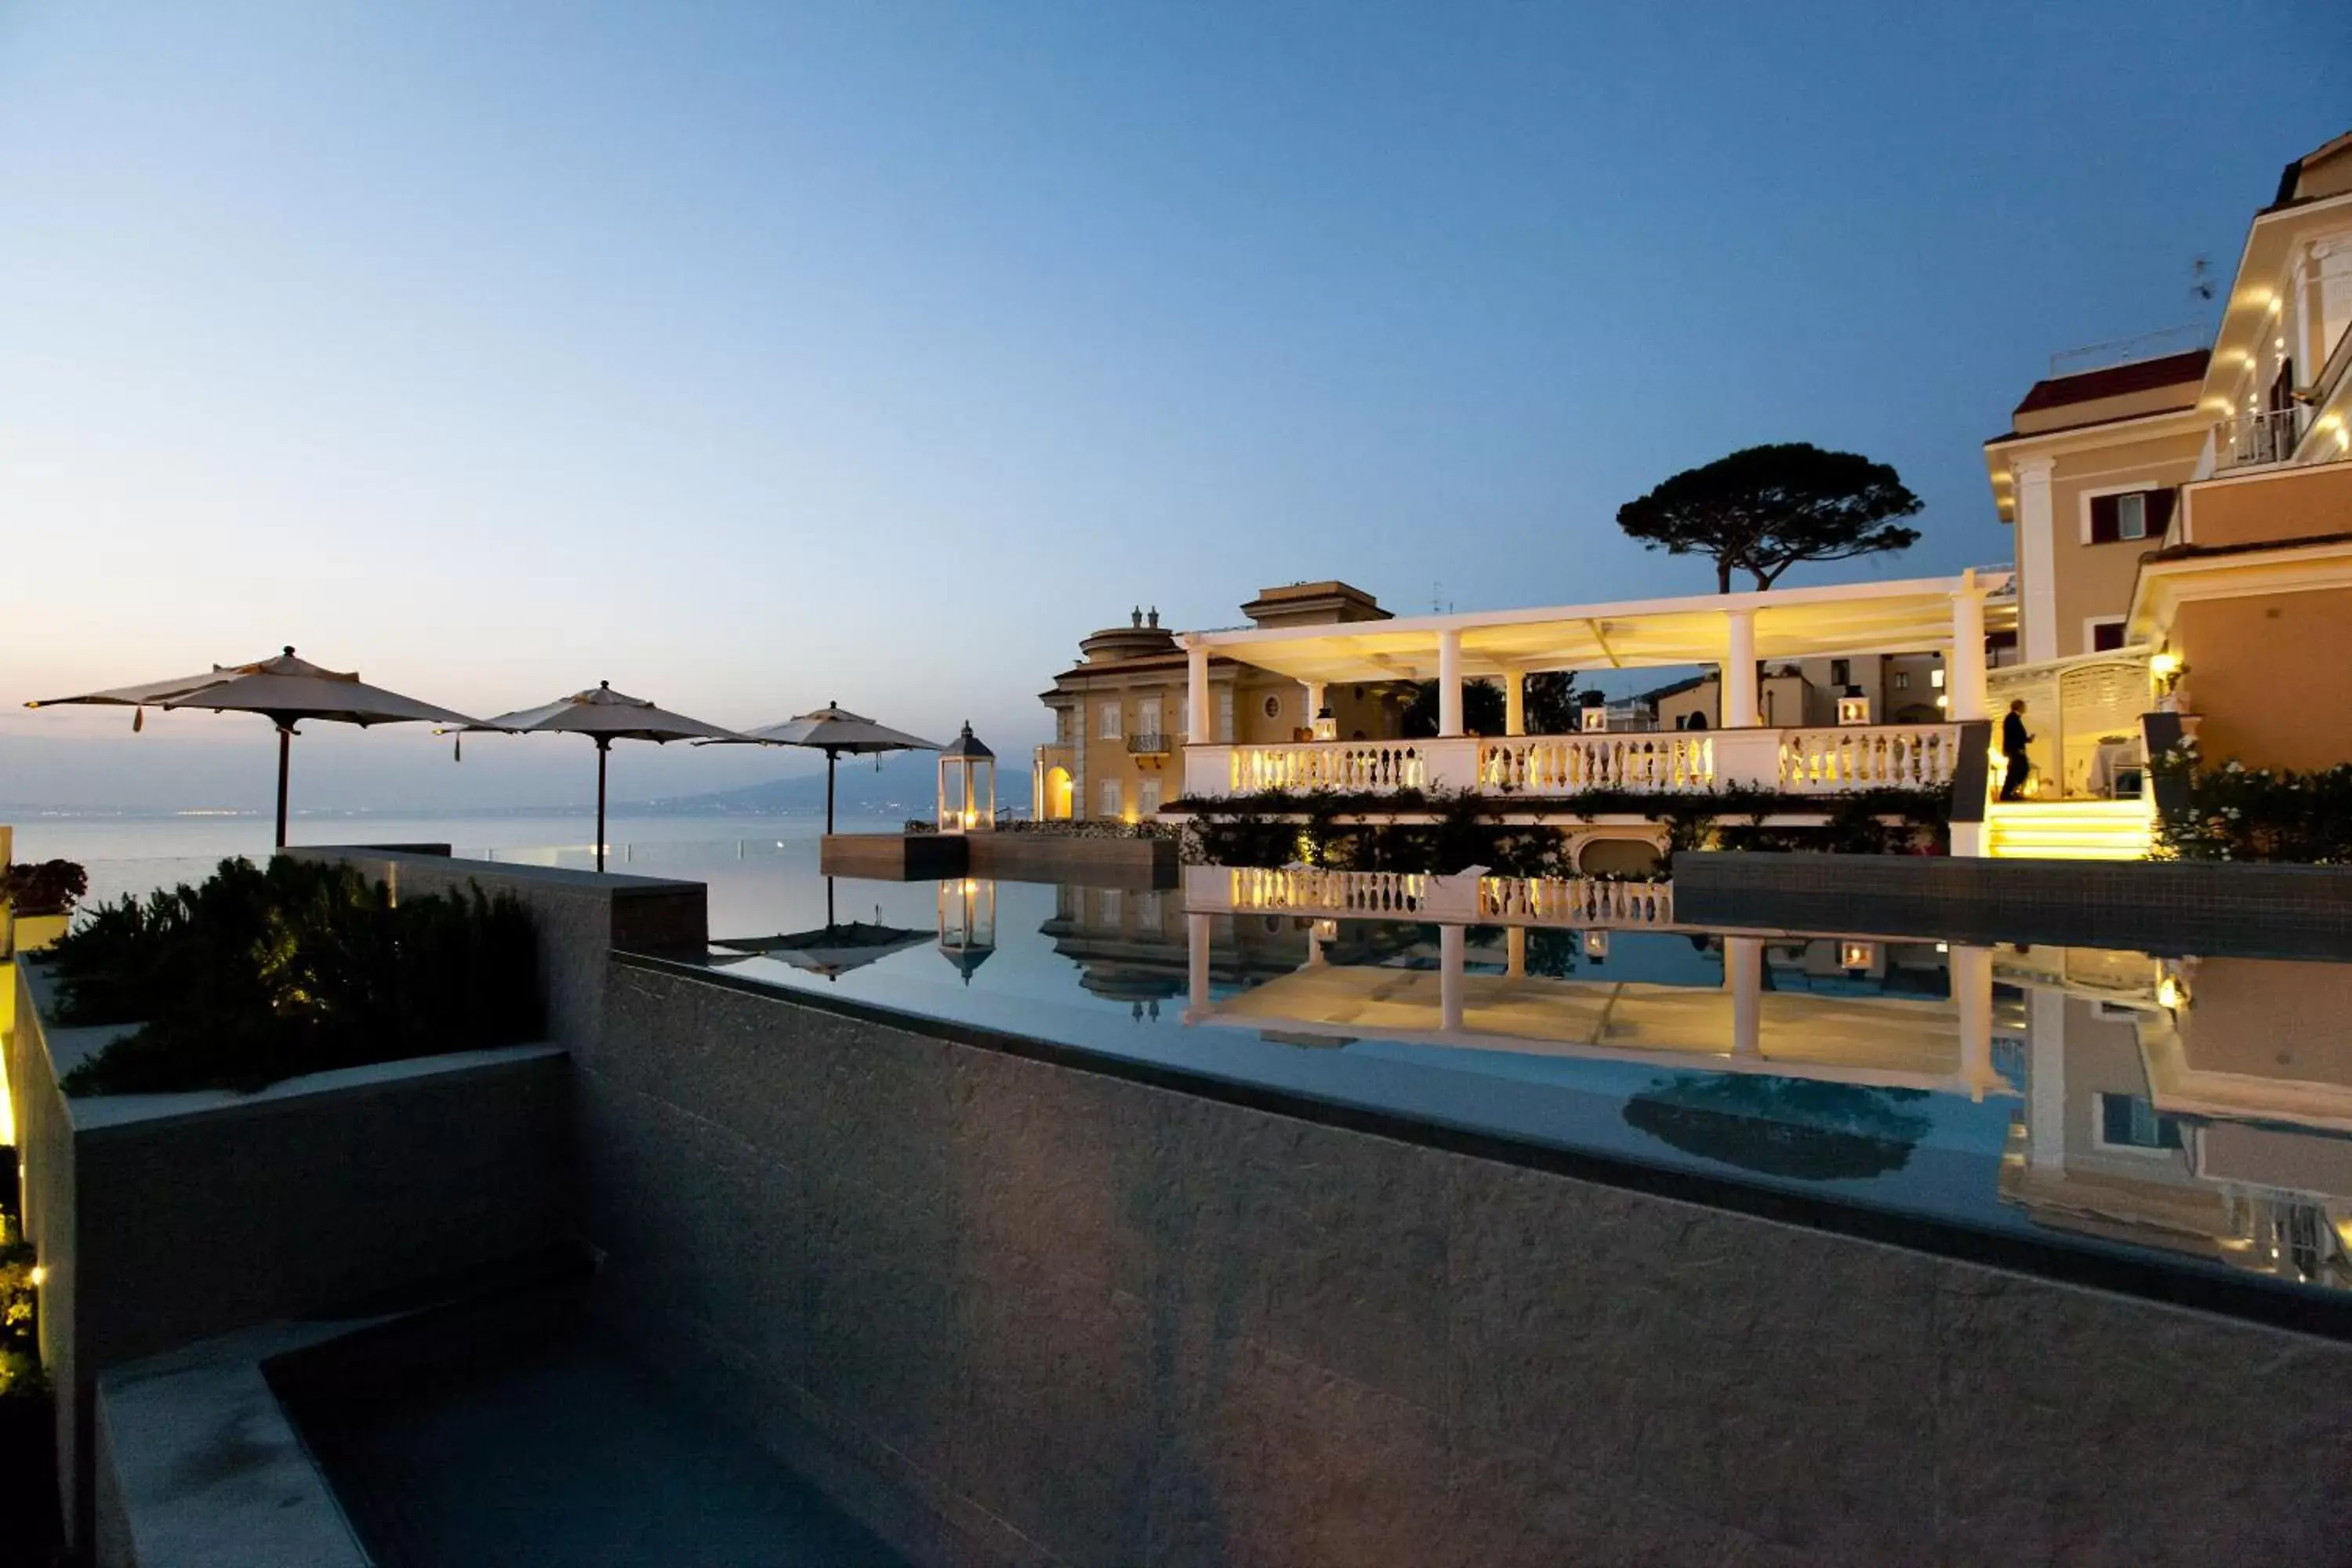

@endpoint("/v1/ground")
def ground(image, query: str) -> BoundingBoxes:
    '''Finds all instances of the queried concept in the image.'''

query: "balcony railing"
[1126,732,1174,757]
[1179,724,1965,804]
[2216,408,2304,470]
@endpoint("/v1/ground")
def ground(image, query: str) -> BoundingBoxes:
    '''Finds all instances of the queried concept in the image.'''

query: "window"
[1138,778,1162,815]
[2096,1093,2185,1152]
[1893,671,1910,691]
[1216,688,1235,742]
[2088,619,2127,654]
[2089,488,2176,544]
[1261,692,1283,721]
[1098,701,1123,740]
[1139,698,1162,742]
[2116,492,2146,541]
[1829,659,1850,688]
[1098,779,1123,818]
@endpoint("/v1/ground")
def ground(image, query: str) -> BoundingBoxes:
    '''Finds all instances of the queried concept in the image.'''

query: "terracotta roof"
[2274,129,2352,208]
[2013,349,2209,416]
[2143,529,2352,564]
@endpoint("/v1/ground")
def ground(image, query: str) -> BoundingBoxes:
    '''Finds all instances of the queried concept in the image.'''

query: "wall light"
[2150,650,2183,679]
[28,1266,45,1288]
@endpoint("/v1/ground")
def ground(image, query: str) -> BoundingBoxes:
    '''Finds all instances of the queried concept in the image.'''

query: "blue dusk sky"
[0,2,2343,811]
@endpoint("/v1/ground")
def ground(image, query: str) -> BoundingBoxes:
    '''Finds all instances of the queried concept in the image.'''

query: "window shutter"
[2146,488,2176,539]
[2088,493,2120,544]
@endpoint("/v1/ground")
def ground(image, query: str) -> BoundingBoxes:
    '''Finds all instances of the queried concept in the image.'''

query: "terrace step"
[1985,800,2154,861]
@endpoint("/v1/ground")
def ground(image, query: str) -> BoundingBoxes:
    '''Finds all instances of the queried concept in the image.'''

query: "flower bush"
[47,857,544,1094]
[2153,741,2352,864]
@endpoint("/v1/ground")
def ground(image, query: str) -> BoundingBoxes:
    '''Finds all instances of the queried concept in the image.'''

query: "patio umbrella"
[27,647,484,848]
[739,702,941,834]
[475,681,743,872]
[709,887,930,982]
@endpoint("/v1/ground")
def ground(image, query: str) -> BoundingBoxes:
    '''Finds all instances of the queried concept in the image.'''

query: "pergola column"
[1187,913,1212,1015]
[1437,629,1464,737]
[1505,925,1527,979]
[1439,924,1467,1032]
[1952,945,1998,1102]
[1947,572,1988,722]
[1723,609,1758,728]
[1504,670,1525,736]
[1725,936,1762,1056]
[2014,456,2058,662]
[1185,642,1210,744]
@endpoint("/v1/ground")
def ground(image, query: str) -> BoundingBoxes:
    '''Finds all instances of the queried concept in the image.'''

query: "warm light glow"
[1838,940,1876,971]
[1929,667,1944,688]
[2150,650,2183,678]
[2157,975,2184,1010]
[28,1266,45,1288]
[1934,694,1948,709]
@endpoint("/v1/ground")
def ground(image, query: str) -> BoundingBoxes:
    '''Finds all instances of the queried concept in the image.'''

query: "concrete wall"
[9,961,573,1544]
[2170,584,2352,771]
[2184,462,2352,550]
[581,954,2352,1567]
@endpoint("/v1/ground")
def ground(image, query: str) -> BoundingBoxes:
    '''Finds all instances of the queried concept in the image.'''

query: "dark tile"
[804,1172,958,1480]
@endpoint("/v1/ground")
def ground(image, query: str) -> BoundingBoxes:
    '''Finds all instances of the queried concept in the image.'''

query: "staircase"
[1985,798,2154,861]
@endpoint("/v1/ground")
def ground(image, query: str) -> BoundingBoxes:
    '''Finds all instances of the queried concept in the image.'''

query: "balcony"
[1176,724,1967,805]
[2214,407,2306,472]
[1126,732,1174,757]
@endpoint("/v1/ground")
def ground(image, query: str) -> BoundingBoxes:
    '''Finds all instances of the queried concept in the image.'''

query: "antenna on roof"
[2189,256,2215,303]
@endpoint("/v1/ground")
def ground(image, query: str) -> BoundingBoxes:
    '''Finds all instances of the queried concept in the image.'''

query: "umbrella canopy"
[738,701,940,834]
[27,647,485,848]
[475,681,743,872]
[710,920,931,981]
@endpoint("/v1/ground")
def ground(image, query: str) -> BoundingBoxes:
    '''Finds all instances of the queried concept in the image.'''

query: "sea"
[2,810,897,911]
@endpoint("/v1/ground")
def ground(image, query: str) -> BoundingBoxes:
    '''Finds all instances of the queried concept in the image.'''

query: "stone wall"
[585,954,2352,1568]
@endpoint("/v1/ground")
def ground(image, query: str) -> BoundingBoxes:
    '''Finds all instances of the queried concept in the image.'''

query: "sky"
[1,1,2344,811]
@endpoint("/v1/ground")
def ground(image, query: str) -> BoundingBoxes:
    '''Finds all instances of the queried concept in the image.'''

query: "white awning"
[1183,572,2016,683]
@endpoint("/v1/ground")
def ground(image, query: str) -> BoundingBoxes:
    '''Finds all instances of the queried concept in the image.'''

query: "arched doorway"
[1044,766,1074,821]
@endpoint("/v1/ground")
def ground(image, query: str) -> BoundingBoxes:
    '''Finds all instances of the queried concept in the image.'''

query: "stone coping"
[18,961,564,1136]
[614,947,2352,1344]
[281,844,705,898]
[96,1320,377,1568]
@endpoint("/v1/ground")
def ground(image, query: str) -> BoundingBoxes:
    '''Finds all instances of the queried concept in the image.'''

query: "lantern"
[1835,692,1872,725]
[1312,704,1338,742]
[937,721,996,833]
[938,877,996,982]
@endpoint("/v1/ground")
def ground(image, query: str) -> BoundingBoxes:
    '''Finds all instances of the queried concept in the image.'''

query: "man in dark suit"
[2000,699,2034,800]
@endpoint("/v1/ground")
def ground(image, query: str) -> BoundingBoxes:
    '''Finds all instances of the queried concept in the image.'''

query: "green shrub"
[47,858,544,1095]
[2154,747,2352,864]
[0,861,86,918]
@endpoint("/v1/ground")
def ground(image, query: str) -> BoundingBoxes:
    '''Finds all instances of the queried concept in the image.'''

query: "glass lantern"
[1835,692,1872,725]
[937,721,996,833]
[938,877,996,982]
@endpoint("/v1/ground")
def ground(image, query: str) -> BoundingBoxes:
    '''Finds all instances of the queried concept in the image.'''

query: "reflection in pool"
[599,838,2352,1305]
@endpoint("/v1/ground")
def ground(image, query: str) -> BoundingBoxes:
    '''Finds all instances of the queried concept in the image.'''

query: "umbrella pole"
[826,876,836,928]
[826,748,838,837]
[274,725,292,850]
[596,739,610,873]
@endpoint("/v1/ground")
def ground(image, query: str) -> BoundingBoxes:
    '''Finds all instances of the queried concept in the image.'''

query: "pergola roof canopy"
[1183,574,2016,684]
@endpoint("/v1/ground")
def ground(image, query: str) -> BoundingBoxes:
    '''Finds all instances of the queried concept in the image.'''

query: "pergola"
[1178,571,2014,736]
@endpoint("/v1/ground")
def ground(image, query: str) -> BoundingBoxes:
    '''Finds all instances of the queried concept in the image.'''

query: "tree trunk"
[1715,557,1733,593]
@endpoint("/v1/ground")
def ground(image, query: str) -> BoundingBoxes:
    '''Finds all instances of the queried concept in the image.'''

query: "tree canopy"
[1615,443,1923,593]
[1401,670,1590,738]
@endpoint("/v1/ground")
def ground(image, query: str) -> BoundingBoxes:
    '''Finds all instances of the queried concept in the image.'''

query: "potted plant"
[1,861,87,956]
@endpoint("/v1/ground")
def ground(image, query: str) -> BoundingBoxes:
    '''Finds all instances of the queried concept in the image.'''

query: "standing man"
[2000,699,2034,801]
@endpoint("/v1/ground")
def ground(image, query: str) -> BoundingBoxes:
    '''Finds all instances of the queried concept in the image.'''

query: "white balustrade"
[1185,726,1963,802]
[1480,877,1676,928]
[1779,724,1960,792]
[1479,734,1714,793]
[1219,866,1432,916]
